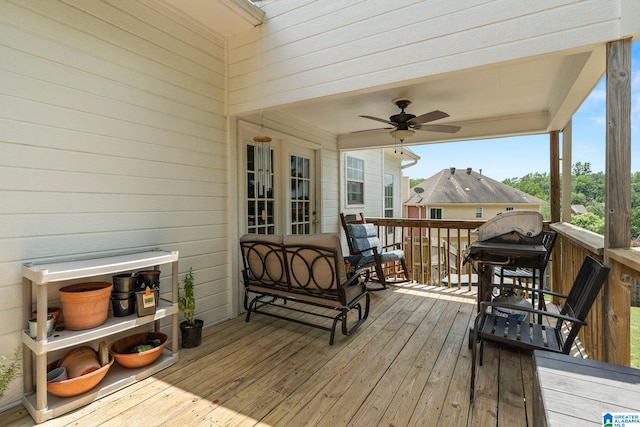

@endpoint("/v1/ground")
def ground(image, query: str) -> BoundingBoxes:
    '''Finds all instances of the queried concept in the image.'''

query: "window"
[384,173,394,217]
[430,208,442,219]
[384,173,394,233]
[475,207,483,218]
[346,156,364,205]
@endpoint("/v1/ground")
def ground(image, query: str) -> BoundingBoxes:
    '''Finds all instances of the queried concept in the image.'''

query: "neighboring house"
[405,167,546,222]
[0,0,637,410]
[404,167,546,282]
[571,204,588,215]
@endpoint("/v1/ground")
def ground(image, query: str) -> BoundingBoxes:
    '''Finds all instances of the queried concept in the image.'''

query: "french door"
[289,148,315,234]
[246,142,316,235]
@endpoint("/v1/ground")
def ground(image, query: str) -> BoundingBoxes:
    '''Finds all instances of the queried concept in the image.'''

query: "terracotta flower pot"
[59,346,101,378]
[109,332,168,368]
[47,356,114,397]
[59,282,112,330]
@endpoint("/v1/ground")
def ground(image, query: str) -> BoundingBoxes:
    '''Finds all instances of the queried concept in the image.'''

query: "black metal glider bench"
[240,233,370,345]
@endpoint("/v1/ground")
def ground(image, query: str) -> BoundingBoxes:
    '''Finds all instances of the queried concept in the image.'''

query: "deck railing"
[365,217,484,289]
[365,217,636,366]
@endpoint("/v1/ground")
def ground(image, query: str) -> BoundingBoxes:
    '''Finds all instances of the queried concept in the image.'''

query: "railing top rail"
[364,218,485,230]
[550,222,604,255]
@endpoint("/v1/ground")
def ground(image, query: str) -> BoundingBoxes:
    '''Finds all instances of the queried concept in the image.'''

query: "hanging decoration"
[253,112,272,196]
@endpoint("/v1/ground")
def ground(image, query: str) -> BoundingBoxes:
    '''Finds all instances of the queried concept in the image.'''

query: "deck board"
[2,284,535,427]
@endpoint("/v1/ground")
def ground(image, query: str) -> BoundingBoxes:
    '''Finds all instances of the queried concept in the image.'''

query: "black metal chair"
[470,255,609,402]
[340,212,409,290]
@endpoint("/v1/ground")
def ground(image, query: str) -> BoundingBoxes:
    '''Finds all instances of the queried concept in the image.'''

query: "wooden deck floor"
[3,283,535,427]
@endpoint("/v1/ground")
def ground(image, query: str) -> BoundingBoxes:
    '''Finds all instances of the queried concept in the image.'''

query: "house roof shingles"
[405,168,547,206]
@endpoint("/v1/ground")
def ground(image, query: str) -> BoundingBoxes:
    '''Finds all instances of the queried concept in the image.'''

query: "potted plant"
[178,268,203,348]
[0,346,21,400]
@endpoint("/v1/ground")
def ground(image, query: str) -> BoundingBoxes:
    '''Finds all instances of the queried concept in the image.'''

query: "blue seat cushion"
[347,224,381,257]
[347,224,404,265]
[360,249,404,266]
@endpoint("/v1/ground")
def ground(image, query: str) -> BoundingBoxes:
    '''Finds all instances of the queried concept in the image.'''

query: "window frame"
[430,207,443,220]
[346,155,365,206]
[384,173,394,234]
[384,173,394,217]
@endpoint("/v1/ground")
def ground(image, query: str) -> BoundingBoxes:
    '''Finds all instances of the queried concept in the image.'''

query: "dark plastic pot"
[111,295,136,317]
[180,319,203,348]
[136,270,160,292]
[113,273,136,292]
[111,291,134,300]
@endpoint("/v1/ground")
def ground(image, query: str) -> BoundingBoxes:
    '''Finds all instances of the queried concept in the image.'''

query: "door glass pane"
[290,154,312,235]
[247,144,275,234]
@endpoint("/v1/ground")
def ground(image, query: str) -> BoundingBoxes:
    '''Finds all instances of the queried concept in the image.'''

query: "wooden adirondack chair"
[470,255,609,402]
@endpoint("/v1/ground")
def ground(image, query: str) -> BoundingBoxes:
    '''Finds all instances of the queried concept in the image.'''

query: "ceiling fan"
[357,97,461,140]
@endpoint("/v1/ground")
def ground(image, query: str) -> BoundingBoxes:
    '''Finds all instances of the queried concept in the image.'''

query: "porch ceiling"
[164,1,627,152]
[288,45,606,151]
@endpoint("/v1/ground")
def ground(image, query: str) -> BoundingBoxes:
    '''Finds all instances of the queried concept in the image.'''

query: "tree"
[587,202,604,218]
[571,212,604,234]
[631,206,640,239]
[573,161,592,176]
[571,192,587,206]
[573,172,604,203]
[410,178,425,188]
[502,172,550,201]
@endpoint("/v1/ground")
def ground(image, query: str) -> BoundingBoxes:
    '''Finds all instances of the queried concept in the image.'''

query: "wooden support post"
[549,131,561,298]
[604,38,632,366]
[561,121,572,223]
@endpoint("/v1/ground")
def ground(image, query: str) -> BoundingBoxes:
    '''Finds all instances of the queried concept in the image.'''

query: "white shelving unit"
[21,250,180,423]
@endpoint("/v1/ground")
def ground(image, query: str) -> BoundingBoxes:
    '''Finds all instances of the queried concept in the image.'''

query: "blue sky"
[404,41,640,182]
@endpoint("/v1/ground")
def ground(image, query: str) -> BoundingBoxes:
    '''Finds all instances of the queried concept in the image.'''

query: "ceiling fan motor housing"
[391,98,415,128]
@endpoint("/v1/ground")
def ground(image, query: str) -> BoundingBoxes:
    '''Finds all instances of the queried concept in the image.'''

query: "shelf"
[23,349,178,424]
[22,249,180,424]
[22,299,178,355]
[22,250,179,284]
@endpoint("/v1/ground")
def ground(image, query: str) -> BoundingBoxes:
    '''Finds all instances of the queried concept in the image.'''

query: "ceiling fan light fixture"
[390,129,415,141]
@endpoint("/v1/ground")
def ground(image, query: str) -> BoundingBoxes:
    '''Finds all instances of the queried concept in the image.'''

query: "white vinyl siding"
[0,2,230,402]
[227,0,628,116]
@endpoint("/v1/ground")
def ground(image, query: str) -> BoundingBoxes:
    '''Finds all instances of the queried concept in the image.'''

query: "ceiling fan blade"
[350,126,394,134]
[417,124,462,134]
[409,110,450,125]
[359,115,396,125]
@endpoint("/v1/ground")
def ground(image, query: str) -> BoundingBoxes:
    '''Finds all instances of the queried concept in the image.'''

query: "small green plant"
[0,346,21,400]
[178,267,196,325]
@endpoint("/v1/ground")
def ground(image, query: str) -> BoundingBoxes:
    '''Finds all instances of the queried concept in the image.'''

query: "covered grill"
[464,211,548,312]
